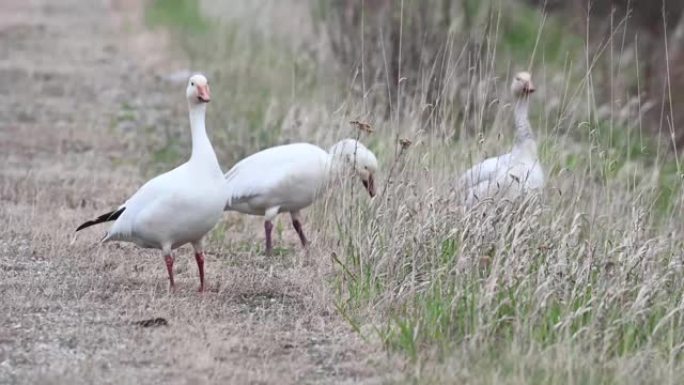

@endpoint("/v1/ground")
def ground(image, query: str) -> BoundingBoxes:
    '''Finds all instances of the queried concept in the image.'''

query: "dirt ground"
[0,1,389,384]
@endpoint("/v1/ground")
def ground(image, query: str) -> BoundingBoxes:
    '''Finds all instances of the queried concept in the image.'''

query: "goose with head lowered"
[76,74,226,292]
[459,71,544,207]
[224,139,378,256]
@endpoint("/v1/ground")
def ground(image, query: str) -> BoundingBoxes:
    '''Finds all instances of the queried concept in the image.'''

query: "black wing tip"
[75,207,125,232]
[75,221,93,232]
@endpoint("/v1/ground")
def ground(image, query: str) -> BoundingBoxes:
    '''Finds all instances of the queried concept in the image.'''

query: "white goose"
[459,71,544,206]
[76,74,226,292]
[224,139,378,255]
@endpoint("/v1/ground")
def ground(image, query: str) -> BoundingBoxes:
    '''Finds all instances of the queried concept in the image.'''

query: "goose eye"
[191,82,195,86]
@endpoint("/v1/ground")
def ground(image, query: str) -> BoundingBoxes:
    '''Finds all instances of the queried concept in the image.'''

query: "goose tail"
[76,207,125,232]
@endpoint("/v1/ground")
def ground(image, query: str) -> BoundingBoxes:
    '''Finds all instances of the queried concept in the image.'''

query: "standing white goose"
[224,139,378,255]
[459,71,544,206]
[76,74,226,292]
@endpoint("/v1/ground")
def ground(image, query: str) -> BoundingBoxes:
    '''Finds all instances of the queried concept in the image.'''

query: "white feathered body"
[105,161,226,249]
[460,139,543,206]
[224,143,330,216]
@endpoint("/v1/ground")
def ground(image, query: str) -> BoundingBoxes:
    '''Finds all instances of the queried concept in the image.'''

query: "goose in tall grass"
[459,71,544,206]
[224,139,378,256]
[76,74,226,292]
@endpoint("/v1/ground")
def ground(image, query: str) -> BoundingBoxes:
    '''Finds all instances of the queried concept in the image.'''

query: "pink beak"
[362,175,376,197]
[197,84,211,103]
[524,81,536,94]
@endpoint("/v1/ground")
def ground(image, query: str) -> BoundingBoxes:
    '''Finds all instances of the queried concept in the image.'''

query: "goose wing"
[459,153,512,188]
[224,143,328,208]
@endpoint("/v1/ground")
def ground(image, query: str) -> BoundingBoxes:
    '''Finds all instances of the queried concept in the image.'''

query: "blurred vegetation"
[146,0,209,33]
[311,0,582,124]
[532,0,684,147]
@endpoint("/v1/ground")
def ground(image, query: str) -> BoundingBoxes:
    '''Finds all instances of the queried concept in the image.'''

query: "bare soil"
[0,1,389,383]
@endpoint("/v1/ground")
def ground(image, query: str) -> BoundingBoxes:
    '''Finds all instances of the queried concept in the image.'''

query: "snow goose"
[224,139,378,255]
[459,71,544,207]
[76,74,226,292]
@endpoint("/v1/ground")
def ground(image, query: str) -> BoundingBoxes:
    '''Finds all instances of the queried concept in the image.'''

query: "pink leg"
[164,254,175,290]
[194,251,205,292]
[264,220,273,256]
[292,218,307,247]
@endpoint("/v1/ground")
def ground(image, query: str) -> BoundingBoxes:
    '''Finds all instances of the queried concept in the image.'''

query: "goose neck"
[188,103,219,168]
[513,96,534,143]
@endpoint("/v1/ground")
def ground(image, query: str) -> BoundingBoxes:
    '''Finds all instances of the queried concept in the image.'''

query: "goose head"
[330,139,379,197]
[186,74,211,105]
[511,71,535,97]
